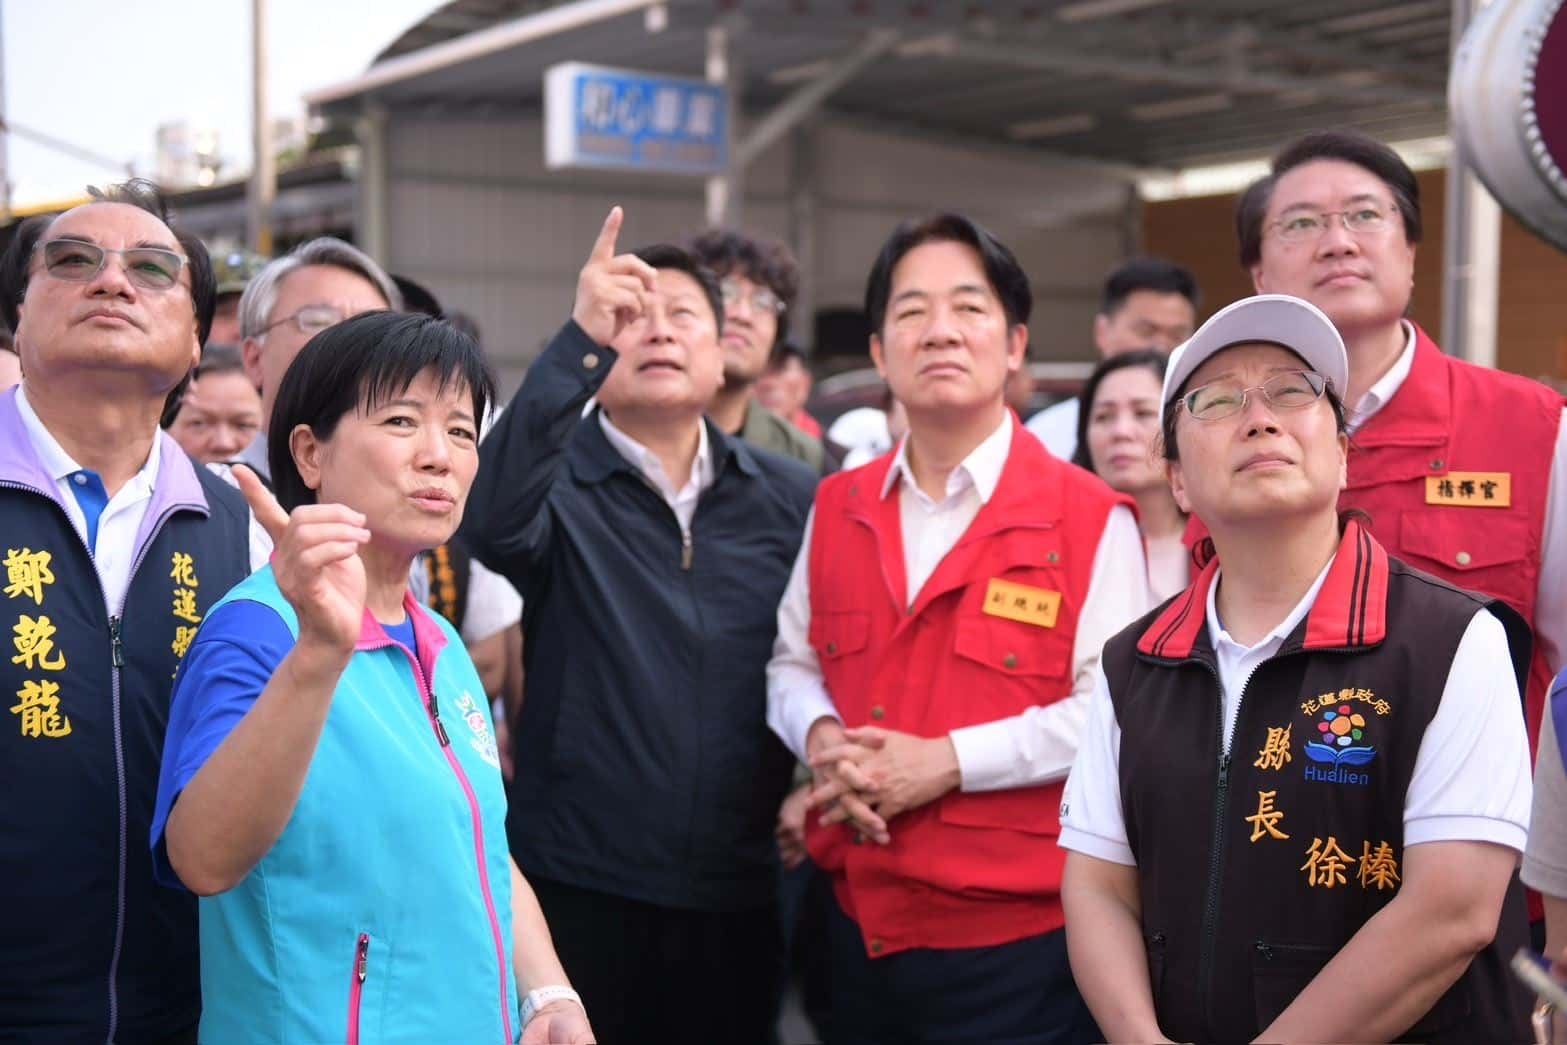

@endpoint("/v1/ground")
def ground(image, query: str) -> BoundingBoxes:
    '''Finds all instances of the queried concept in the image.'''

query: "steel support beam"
[735,31,898,170]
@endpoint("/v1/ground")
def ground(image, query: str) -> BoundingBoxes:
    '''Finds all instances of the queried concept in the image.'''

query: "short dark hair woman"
[1059,295,1533,1043]
[151,311,595,1044]
[1072,349,1188,601]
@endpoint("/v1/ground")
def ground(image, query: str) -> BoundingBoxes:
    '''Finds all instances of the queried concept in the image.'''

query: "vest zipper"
[394,644,513,1044]
[681,529,693,570]
[108,615,125,667]
[1197,658,1254,1037]
[347,932,369,1045]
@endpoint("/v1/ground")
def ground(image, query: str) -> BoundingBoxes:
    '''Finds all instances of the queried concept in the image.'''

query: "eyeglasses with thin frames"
[40,238,186,291]
[255,304,346,338]
[1268,206,1391,244]
[1180,370,1328,422]
[720,278,786,316]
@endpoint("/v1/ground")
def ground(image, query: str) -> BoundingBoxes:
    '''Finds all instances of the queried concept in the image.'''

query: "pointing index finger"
[232,463,289,544]
[589,206,624,264]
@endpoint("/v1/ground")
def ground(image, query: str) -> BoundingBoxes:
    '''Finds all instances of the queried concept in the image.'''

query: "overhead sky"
[4,0,441,207]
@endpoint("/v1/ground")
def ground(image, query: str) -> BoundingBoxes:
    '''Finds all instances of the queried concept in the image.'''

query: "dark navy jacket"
[462,321,816,912]
[0,388,251,1043]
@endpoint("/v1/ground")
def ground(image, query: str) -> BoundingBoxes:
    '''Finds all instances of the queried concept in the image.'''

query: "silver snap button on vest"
[1456,551,1472,566]
[583,352,600,369]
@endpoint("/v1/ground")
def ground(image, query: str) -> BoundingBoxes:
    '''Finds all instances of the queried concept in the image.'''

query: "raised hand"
[234,464,370,654]
[569,206,658,347]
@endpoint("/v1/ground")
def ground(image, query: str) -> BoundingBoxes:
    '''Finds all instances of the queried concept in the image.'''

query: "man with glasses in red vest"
[1227,130,1565,763]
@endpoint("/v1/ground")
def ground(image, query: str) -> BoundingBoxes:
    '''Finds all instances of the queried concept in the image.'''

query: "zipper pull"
[108,615,125,668]
[428,695,451,746]
[356,934,370,982]
[1217,753,1231,790]
[681,530,693,570]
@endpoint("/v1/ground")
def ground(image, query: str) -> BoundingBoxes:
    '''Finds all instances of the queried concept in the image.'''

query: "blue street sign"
[545,62,729,176]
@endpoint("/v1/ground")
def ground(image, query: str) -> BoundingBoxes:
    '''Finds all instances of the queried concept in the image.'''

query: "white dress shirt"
[1024,397,1080,461]
[598,412,715,536]
[767,411,1152,791]
[1353,320,1567,680]
[15,385,162,614]
[1060,559,1533,866]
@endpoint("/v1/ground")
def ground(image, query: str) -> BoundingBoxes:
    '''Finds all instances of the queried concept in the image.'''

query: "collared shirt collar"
[879,411,1013,504]
[597,410,714,499]
[14,382,161,494]
[1205,554,1334,657]
[1348,319,1417,431]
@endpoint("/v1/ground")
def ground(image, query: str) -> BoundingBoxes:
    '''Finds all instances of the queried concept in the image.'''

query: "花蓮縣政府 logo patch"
[1303,704,1376,786]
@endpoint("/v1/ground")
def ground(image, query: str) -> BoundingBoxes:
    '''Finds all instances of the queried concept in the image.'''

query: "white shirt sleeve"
[459,559,523,643]
[1402,609,1533,853]
[1530,408,1567,677]
[947,504,1152,791]
[1023,398,1080,461]
[1057,665,1135,865]
[1523,695,1567,896]
[765,508,842,761]
[206,461,272,572]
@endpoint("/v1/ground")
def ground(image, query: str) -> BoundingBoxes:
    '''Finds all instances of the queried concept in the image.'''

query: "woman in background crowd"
[1072,349,1188,601]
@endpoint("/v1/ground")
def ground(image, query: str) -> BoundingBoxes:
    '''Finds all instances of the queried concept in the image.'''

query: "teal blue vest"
[196,567,519,1044]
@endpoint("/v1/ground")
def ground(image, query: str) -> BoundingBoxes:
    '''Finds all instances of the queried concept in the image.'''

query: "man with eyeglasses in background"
[1222,130,1566,813]
[236,238,402,483]
[0,180,252,1043]
[689,229,828,473]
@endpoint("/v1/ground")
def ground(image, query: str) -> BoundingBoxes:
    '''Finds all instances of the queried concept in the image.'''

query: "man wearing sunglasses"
[0,180,253,1043]
[688,228,828,473]
[235,238,402,481]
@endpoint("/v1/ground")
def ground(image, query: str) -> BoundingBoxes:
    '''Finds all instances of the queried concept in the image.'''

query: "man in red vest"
[767,214,1150,1043]
[1231,130,1565,750]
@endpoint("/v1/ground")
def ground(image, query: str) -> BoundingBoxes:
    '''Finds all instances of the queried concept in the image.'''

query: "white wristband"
[521,985,582,1025]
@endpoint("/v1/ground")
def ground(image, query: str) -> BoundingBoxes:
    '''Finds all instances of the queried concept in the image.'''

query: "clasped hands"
[804,719,962,845]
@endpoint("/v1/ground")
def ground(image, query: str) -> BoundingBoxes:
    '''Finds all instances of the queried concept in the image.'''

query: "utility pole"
[246,0,275,254]
[0,0,11,221]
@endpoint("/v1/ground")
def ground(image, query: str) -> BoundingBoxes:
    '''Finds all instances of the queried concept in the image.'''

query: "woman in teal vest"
[151,311,594,1044]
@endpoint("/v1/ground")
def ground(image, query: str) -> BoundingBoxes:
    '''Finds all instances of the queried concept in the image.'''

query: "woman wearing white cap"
[1057,294,1533,1043]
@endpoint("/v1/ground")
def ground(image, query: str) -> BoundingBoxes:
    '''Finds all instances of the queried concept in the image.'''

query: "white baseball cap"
[1160,294,1349,426]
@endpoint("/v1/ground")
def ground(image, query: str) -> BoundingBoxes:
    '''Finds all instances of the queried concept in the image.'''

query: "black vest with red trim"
[1103,522,1532,1043]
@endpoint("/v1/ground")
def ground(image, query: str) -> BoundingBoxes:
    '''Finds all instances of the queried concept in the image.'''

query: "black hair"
[158,342,249,429]
[1100,258,1200,316]
[686,228,801,343]
[267,311,497,513]
[1071,349,1168,471]
[392,274,444,319]
[1159,345,1349,464]
[767,340,807,372]
[1236,129,1422,269]
[631,244,725,336]
[0,178,216,346]
[863,213,1031,333]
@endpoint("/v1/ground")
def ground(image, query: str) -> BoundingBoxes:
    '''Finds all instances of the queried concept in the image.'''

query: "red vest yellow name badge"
[1424,471,1511,508]
[983,578,1061,628]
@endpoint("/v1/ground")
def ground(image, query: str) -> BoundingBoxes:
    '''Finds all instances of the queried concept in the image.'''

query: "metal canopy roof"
[309,0,1452,170]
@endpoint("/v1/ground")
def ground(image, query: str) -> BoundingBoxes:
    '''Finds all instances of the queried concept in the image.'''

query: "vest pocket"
[809,610,870,661]
[1145,929,1167,998]
[952,614,1071,679]
[1397,510,1533,613]
[1251,939,1334,1031]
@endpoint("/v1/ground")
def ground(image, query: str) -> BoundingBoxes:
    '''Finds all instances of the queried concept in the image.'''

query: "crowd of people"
[0,124,1564,1045]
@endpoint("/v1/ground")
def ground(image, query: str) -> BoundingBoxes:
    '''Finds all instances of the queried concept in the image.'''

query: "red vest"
[1188,325,1562,745]
[806,422,1129,955]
